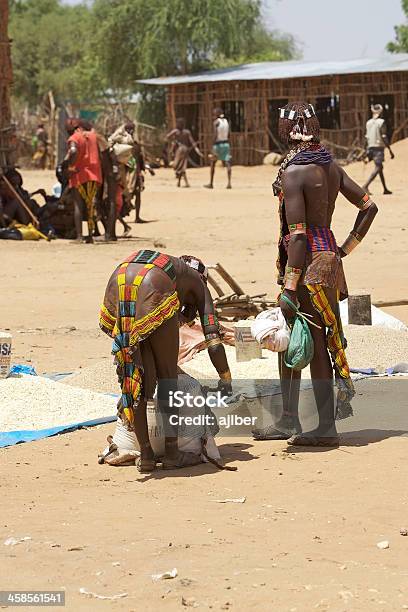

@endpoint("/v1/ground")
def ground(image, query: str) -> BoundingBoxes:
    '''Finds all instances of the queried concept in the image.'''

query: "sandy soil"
[1,147,407,611]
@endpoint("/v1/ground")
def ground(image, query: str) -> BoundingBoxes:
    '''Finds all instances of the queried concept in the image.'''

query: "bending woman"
[100,250,231,471]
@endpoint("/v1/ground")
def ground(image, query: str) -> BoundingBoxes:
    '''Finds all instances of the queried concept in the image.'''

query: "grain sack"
[100,372,221,466]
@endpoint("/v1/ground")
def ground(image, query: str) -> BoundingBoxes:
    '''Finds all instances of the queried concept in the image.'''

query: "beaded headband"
[279,104,316,121]
[180,255,208,282]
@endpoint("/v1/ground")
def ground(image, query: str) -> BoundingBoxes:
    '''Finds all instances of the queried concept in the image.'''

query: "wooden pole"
[373,299,408,308]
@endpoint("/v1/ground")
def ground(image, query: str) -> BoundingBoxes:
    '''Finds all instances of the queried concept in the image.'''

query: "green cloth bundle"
[281,294,317,370]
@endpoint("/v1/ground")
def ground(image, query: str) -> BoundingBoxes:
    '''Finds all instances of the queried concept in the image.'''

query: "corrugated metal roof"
[138,54,408,86]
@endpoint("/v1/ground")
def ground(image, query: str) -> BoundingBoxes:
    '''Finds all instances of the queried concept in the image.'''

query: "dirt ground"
[1,148,407,611]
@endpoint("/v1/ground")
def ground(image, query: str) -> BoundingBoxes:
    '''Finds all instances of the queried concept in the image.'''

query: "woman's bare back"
[296,162,342,227]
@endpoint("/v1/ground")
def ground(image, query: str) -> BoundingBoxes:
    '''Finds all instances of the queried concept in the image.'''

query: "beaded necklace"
[272,141,315,196]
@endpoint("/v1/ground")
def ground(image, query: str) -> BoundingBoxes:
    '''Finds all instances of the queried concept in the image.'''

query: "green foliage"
[387,0,408,52]
[92,0,299,85]
[10,0,299,119]
[9,0,106,106]
[136,87,167,128]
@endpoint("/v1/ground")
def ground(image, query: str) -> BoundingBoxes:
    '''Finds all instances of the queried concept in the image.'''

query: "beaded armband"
[284,265,302,291]
[219,369,232,382]
[203,313,219,328]
[288,222,307,235]
[341,230,363,255]
[205,331,222,349]
[355,194,373,211]
[203,313,221,346]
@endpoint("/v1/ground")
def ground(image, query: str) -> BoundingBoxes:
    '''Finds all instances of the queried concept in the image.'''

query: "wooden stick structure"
[207,263,276,321]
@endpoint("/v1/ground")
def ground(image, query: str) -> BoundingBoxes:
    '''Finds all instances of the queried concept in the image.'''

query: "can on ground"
[0,332,12,378]
[234,320,262,362]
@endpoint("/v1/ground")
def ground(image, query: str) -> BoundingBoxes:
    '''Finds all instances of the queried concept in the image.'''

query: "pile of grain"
[64,359,118,394]
[0,376,117,432]
[342,325,408,371]
[62,325,408,393]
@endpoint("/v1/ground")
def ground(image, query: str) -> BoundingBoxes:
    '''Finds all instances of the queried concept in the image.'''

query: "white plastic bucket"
[0,332,12,378]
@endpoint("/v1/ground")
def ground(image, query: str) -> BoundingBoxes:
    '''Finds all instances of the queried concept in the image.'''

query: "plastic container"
[0,332,12,378]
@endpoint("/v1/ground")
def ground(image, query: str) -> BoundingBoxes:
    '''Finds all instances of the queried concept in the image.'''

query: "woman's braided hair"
[279,101,320,145]
[180,255,208,283]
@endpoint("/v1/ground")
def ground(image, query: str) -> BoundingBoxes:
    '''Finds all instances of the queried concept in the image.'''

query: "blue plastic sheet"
[2,363,406,449]
[0,415,116,448]
[9,364,38,376]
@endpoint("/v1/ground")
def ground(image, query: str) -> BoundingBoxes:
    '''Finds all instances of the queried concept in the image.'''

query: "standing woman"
[64,118,102,243]
[165,118,202,188]
[253,102,378,446]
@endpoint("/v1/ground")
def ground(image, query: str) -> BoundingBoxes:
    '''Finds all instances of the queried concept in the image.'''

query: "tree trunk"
[0,0,15,170]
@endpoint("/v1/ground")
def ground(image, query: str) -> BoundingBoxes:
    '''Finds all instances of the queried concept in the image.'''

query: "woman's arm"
[279,166,308,319]
[338,166,378,256]
[164,129,177,142]
[187,130,204,157]
[193,280,231,388]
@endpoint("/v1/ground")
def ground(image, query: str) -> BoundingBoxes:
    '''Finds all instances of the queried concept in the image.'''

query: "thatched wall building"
[140,55,408,165]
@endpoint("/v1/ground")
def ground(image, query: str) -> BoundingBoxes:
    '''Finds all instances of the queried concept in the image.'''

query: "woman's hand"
[279,289,298,322]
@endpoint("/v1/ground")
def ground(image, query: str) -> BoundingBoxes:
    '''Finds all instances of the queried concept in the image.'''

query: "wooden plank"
[373,299,408,307]
[213,263,244,295]
[207,272,224,297]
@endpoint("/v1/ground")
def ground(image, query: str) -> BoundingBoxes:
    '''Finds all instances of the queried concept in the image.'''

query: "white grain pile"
[0,375,117,432]
[342,324,408,371]
[64,359,118,394]
[62,324,408,393]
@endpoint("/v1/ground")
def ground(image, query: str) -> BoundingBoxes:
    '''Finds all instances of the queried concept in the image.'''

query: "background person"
[204,108,232,190]
[64,118,102,243]
[32,124,49,169]
[165,117,202,188]
[363,104,394,195]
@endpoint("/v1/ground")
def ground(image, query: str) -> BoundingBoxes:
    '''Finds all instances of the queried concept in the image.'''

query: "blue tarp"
[2,363,406,449]
[0,415,116,449]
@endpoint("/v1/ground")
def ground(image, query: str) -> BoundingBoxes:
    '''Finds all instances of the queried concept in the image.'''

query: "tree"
[92,0,299,87]
[387,0,408,52]
[90,0,299,125]
[9,0,106,106]
[9,0,299,120]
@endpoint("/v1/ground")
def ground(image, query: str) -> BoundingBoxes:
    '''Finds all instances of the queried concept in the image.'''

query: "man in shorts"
[363,104,394,195]
[204,108,232,189]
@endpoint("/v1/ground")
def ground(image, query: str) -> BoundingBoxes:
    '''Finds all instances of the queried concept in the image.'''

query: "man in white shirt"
[204,108,232,189]
[363,104,394,195]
